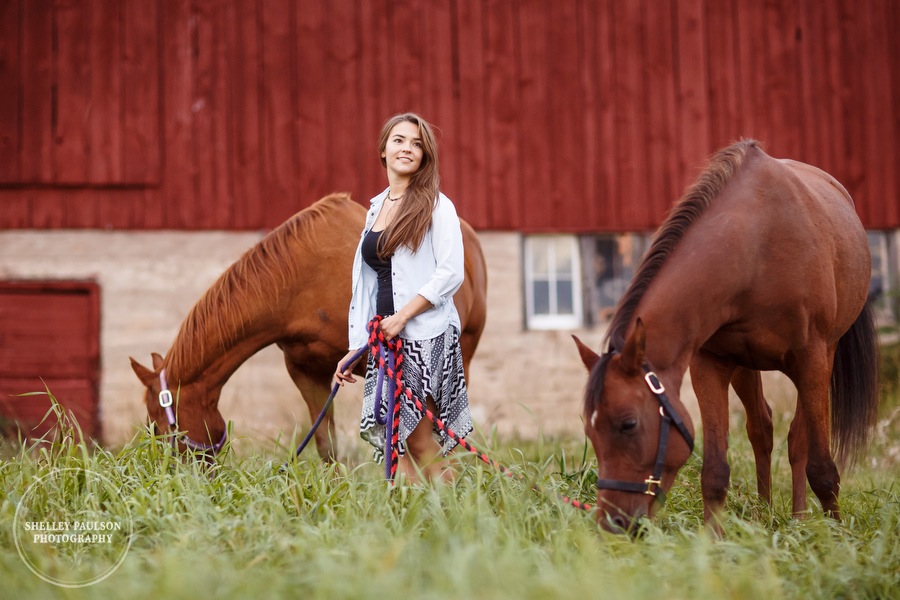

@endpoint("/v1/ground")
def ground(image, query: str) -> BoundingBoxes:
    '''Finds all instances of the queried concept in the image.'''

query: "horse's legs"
[690,352,736,530]
[286,364,337,462]
[789,350,840,518]
[459,329,478,380]
[730,368,774,504]
[399,396,452,483]
[787,402,809,516]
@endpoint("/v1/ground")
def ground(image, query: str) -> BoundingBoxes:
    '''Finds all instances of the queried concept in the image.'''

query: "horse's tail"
[830,301,879,467]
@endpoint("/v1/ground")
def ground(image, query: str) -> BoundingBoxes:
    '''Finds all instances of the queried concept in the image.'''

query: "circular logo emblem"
[13,467,134,588]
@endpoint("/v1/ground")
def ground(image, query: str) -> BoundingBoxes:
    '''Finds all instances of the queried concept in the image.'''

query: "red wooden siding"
[0,0,897,232]
[0,281,101,442]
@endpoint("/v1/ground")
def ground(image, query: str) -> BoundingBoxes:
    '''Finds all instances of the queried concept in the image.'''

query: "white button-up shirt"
[347,190,464,349]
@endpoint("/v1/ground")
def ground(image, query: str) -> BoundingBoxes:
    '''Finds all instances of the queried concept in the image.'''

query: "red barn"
[1,0,898,444]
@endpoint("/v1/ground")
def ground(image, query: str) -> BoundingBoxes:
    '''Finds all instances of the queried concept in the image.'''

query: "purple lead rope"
[372,342,399,480]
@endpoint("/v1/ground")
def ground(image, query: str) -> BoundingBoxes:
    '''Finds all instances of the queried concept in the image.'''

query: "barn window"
[523,235,583,329]
[868,231,898,324]
[585,234,649,325]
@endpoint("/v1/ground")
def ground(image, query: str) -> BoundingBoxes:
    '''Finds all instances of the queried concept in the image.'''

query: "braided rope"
[365,318,594,512]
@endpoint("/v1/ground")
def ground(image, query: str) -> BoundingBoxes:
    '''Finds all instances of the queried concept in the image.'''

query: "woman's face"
[382,121,424,179]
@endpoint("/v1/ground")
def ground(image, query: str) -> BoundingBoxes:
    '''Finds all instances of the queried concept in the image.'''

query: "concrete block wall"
[0,230,800,453]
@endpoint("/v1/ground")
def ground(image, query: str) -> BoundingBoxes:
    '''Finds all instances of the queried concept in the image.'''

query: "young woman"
[333,113,472,482]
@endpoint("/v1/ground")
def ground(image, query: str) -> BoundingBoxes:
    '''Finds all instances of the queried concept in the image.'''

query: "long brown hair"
[377,113,440,258]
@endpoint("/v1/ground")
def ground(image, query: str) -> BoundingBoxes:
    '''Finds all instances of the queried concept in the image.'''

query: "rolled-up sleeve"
[416,196,464,307]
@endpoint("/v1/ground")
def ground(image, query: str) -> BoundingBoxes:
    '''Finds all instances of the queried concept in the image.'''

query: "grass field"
[1,381,899,599]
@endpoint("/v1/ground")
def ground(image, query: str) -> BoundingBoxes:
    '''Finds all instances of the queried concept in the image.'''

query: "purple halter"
[157,368,228,455]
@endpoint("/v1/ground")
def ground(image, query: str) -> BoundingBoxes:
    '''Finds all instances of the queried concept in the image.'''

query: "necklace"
[387,192,404,202]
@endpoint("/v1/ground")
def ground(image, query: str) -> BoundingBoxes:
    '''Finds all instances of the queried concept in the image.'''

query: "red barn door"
[0,281,101,443]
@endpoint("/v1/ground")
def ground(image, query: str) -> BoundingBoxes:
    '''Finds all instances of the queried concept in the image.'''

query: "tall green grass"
[1,388,898,600]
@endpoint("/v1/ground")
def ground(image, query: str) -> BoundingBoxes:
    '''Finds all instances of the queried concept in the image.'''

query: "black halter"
[595,364,694,507]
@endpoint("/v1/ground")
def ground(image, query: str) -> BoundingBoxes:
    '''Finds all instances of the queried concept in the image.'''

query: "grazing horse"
[574,140,878,533]
[130,193,487,460]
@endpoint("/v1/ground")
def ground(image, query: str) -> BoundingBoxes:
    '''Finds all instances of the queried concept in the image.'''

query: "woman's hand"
[379,312,410,340]
[380,295,432,340]
[333,348,364,387]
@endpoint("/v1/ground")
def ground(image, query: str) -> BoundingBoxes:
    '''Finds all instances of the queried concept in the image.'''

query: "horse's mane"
[602,139,760,354]
[166,193,355,372]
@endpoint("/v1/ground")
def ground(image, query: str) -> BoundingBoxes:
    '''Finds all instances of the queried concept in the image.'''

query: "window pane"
[556,280,574,314]
[592,234,646,316]
[553,237,573,272]
[530,239,549,276]
[524,234,584,330]
[533,281,550,314]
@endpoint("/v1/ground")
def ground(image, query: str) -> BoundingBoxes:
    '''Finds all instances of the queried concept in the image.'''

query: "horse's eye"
[619,418,638,434]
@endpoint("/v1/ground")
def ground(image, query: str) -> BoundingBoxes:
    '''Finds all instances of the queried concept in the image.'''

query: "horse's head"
[129,353,227,457]
[573,319,694,534]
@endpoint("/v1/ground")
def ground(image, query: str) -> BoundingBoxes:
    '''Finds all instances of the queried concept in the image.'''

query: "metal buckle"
[644,476,662,496]
[644,371,665,394]
[158,389,174,408]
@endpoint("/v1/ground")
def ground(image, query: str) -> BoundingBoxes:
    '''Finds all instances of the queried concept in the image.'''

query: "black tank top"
[361,229,395,316]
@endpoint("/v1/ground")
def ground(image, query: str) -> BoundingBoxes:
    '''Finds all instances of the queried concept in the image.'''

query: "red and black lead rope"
[365,316,595,512]
[291,317,594,512]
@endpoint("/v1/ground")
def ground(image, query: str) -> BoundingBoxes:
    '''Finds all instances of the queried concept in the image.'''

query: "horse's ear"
[130,357,156,385]
[572,335,600,371]
[620,318,646,375]
[151,352,165,370]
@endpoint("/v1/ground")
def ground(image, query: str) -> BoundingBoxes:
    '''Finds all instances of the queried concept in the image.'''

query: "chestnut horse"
[574,140,878,533]
[130,193,487,460]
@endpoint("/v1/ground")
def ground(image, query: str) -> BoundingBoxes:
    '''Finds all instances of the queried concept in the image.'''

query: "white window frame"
[523,235,583,330]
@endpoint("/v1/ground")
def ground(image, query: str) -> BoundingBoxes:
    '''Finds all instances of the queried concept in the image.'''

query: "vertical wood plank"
[643,0,679,221]
[212,0,232,226]
[837,0,868,222]
[0,0,21,182]
[516,0,553,231]
[88,0,123,184]
[705,0,741,149]
[612,0,648,229]
[453,0,489,227]
[192,0,231,227]
[0,192,31,227]
[576,0,600,231]
[159,0,193,228]
[420,0,458,201]
[357,0,392,202]
[122,0,160,185]
[796,0,824,170]
[813,0,847,178]
[483,0,521,229]
[55,0,91,185]
[259,0,296,228]
[295,0,328,206]
[589,0,619,231]
[859,0,895,227]
[227,0,263,228]
[734,1,769,144]
[390,4,424,112]
[886,0,900,227]
[30,189,67,227]
[673,0,710,194]
[322,0,365,207]
[543,0,585,231]
[20,0,54,183]
[763,0,803,158]
[92,189,140,228]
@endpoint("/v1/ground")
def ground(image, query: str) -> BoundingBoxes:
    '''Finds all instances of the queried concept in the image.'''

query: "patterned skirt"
[359,325,472,461]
